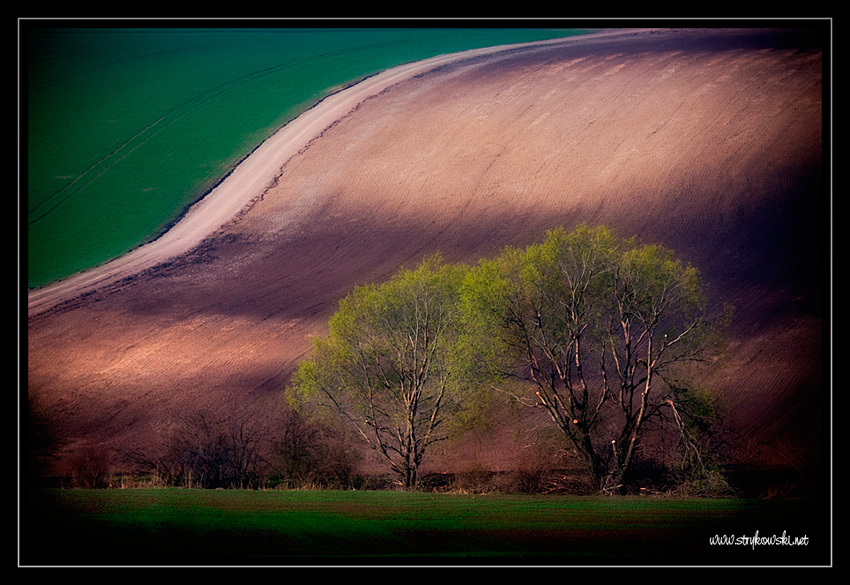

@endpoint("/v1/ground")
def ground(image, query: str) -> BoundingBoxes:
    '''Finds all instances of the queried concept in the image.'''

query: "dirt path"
[26,30,649,318]
[26,27,826,477]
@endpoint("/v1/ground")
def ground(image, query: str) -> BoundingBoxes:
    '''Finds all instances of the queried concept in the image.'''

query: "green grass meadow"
[20,488,828,565]
[26,26,585,289]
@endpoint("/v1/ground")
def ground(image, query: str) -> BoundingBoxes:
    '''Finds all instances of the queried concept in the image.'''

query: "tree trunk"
[402,465,417,490]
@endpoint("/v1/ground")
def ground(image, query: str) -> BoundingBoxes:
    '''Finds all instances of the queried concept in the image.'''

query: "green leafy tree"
[460,225,731,493]
[289,255,468,489]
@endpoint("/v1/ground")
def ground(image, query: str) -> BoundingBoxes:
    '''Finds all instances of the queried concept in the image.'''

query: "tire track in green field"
[28,115,171,225]
[27,55,324,227]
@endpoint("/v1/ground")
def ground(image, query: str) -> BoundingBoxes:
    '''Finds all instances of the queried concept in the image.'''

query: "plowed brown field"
[26,28,828,480]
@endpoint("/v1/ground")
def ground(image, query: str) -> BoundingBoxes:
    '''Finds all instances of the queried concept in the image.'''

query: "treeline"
[26,392,819,497]
[27,405,363,491]
[27,225,763,496]
[27,405,599,493]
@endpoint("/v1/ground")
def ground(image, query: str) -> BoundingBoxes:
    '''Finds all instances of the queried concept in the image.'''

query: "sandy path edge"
[26,29,654,318]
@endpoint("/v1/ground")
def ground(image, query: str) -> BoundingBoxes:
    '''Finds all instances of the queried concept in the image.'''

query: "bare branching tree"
[128,411,267,488]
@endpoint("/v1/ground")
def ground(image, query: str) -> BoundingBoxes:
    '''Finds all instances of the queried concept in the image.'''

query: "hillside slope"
[26,28,827,484]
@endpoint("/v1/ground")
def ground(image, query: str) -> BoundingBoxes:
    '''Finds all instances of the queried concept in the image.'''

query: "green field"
[25,26,585,288]
[20,488,828,565]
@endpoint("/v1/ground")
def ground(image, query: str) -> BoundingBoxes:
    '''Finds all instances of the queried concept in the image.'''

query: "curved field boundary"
[26,30,651,318]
